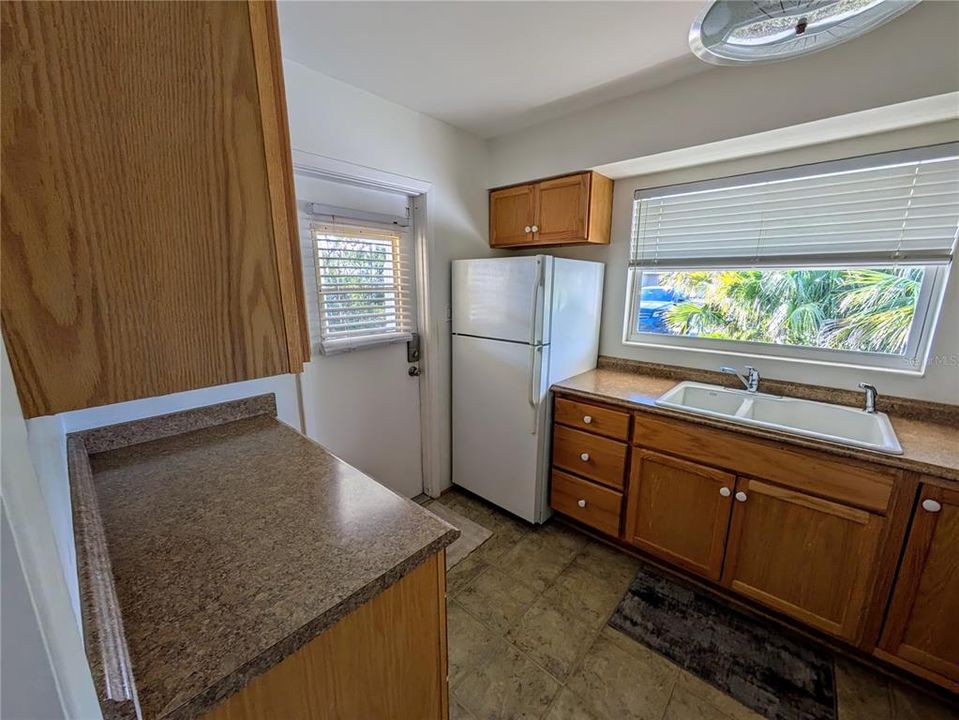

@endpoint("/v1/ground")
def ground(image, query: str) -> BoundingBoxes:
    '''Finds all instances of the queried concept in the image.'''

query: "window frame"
[623,144,958,374]
[311,220,415,355]
[623,263,949,374]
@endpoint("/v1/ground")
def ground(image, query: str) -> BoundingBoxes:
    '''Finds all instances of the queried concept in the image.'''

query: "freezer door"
[547,258,605,385]
[451,256,549,344]
[452,334,550,523]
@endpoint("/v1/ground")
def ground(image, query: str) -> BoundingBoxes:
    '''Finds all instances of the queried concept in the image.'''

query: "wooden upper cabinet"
[0,1,308,417]
[722,478,885,642]
[489,184,536,247]
[879,484,959,687]
[489,171,612,248]
[624,450,734,581]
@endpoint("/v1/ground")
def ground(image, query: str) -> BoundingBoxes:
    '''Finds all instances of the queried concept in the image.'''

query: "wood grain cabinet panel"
[625,450,734,581]
[489,184,536,247]
[552,424,627,490]
[488,171,612,248]
[550,470,623,537]
[554,397,630,441]
[878,484,959,688]
[722,478,885,642]
[0,0,307,417]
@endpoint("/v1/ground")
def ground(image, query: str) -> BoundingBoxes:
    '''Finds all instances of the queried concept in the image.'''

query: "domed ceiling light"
[689,0,922,65]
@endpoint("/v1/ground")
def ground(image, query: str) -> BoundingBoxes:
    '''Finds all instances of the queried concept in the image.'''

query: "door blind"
[631,145,959,269]
[311,221,415,354]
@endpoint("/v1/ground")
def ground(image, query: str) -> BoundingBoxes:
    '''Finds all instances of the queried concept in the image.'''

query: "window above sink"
[624,144,958,374]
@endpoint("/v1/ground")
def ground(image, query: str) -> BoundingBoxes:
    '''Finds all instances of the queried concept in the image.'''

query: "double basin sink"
[656,381,903,455]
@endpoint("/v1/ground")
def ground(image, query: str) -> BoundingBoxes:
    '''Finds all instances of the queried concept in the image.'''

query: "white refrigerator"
[451,256,605,523]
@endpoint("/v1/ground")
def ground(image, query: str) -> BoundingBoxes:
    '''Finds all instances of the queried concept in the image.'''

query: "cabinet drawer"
[553,425,627,489]
[555,397,629,441]
[551,470,623,536]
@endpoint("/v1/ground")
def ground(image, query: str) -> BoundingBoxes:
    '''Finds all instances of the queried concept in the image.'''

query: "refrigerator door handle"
[528,344,543,434]
[528,257,544,346]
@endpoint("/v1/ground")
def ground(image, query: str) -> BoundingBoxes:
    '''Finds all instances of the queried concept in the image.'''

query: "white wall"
[1,345,102,719]
[488,1,959,187]
[282,59,491,493]
[513,121,959,404]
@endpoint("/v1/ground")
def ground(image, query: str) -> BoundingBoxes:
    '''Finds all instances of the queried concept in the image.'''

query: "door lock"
[408,366,421,377]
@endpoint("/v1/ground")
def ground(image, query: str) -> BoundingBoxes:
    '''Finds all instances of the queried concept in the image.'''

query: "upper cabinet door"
[0,1,307,417]
[533,174,590,244]
[489,184,535,247]
[624,449,734,581]
[722,478,884,642]
[879,484,959,686]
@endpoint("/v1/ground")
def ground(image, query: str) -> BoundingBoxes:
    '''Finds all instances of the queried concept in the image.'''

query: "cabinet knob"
[921,498,942,513]
[531,225,539,233]
[580,452,590,462]
[524,225,532,233]
[735,491,747,503]
[583,415,592,424]
[577,499,587,508]
[719,486,731,497]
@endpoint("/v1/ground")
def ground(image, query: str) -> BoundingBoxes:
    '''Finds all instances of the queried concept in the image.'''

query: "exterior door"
[722,478,884,642]
[879,484,959,684]
[490,184,535,247]
[624,450,734,581]
[295,174,423,499]
[533,174,589,244]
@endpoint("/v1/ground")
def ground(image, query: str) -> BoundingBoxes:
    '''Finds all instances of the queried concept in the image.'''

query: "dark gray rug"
[608,566,835,720]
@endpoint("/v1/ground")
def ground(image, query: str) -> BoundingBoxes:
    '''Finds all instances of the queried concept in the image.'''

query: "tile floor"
[426,488,959,720]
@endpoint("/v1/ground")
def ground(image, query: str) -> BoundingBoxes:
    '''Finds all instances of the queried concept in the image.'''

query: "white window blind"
[311,221,415,354]
[631,144,959,269]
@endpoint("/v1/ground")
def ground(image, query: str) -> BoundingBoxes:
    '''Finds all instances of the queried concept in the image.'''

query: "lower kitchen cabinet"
[624,449,734,581]
[878,484,959,686]
[721,478,885,642]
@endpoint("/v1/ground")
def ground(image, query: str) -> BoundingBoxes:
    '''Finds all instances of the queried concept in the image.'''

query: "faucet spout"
[721,365,760,393]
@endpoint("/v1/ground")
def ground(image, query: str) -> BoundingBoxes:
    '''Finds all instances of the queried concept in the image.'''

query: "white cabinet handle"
[735,491,747,503]
[583,415,592,424]
[524,225,531,233]
[577,499,587,508]
[531,225,539,233]
[719,486,731,497]
[922,498,942,513]
[580,452,590,462]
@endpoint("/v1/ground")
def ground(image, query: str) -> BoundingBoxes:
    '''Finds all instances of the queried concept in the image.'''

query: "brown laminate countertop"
[552,367,959,482]
[71,401,458,720]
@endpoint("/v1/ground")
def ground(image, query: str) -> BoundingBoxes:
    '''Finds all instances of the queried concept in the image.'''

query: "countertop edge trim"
[551,385,958,483]
[68,436,141,720]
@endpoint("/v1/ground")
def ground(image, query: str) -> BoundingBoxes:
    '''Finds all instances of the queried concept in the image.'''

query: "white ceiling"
[277,1,709,139]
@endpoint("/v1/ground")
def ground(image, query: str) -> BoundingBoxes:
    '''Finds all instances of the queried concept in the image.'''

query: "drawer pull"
[577,499,587,508]
[922,498,942,513]
[580,452,590,462]
[735,491,748,503]
[583,415,592,424]
[719,486,731,497]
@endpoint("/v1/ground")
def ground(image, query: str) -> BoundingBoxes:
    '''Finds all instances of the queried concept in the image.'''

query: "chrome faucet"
[721,365,760,393]
[859,382,878,414]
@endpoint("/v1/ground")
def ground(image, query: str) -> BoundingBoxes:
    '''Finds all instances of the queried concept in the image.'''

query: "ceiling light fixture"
[689,0,922,66]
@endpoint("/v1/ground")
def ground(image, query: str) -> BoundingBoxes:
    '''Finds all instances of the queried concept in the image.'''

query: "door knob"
[531,225,539,233]
[719,486,731,497]
[921,498,942,513]
[580,452,590,462]
[583,415,592,424]
[408,366,421,377]
[524,225,531,233]
[735,491,747,502]
[577,499,587,508]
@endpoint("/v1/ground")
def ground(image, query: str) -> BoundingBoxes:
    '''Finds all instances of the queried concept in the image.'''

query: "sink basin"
[655,381,903,455]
